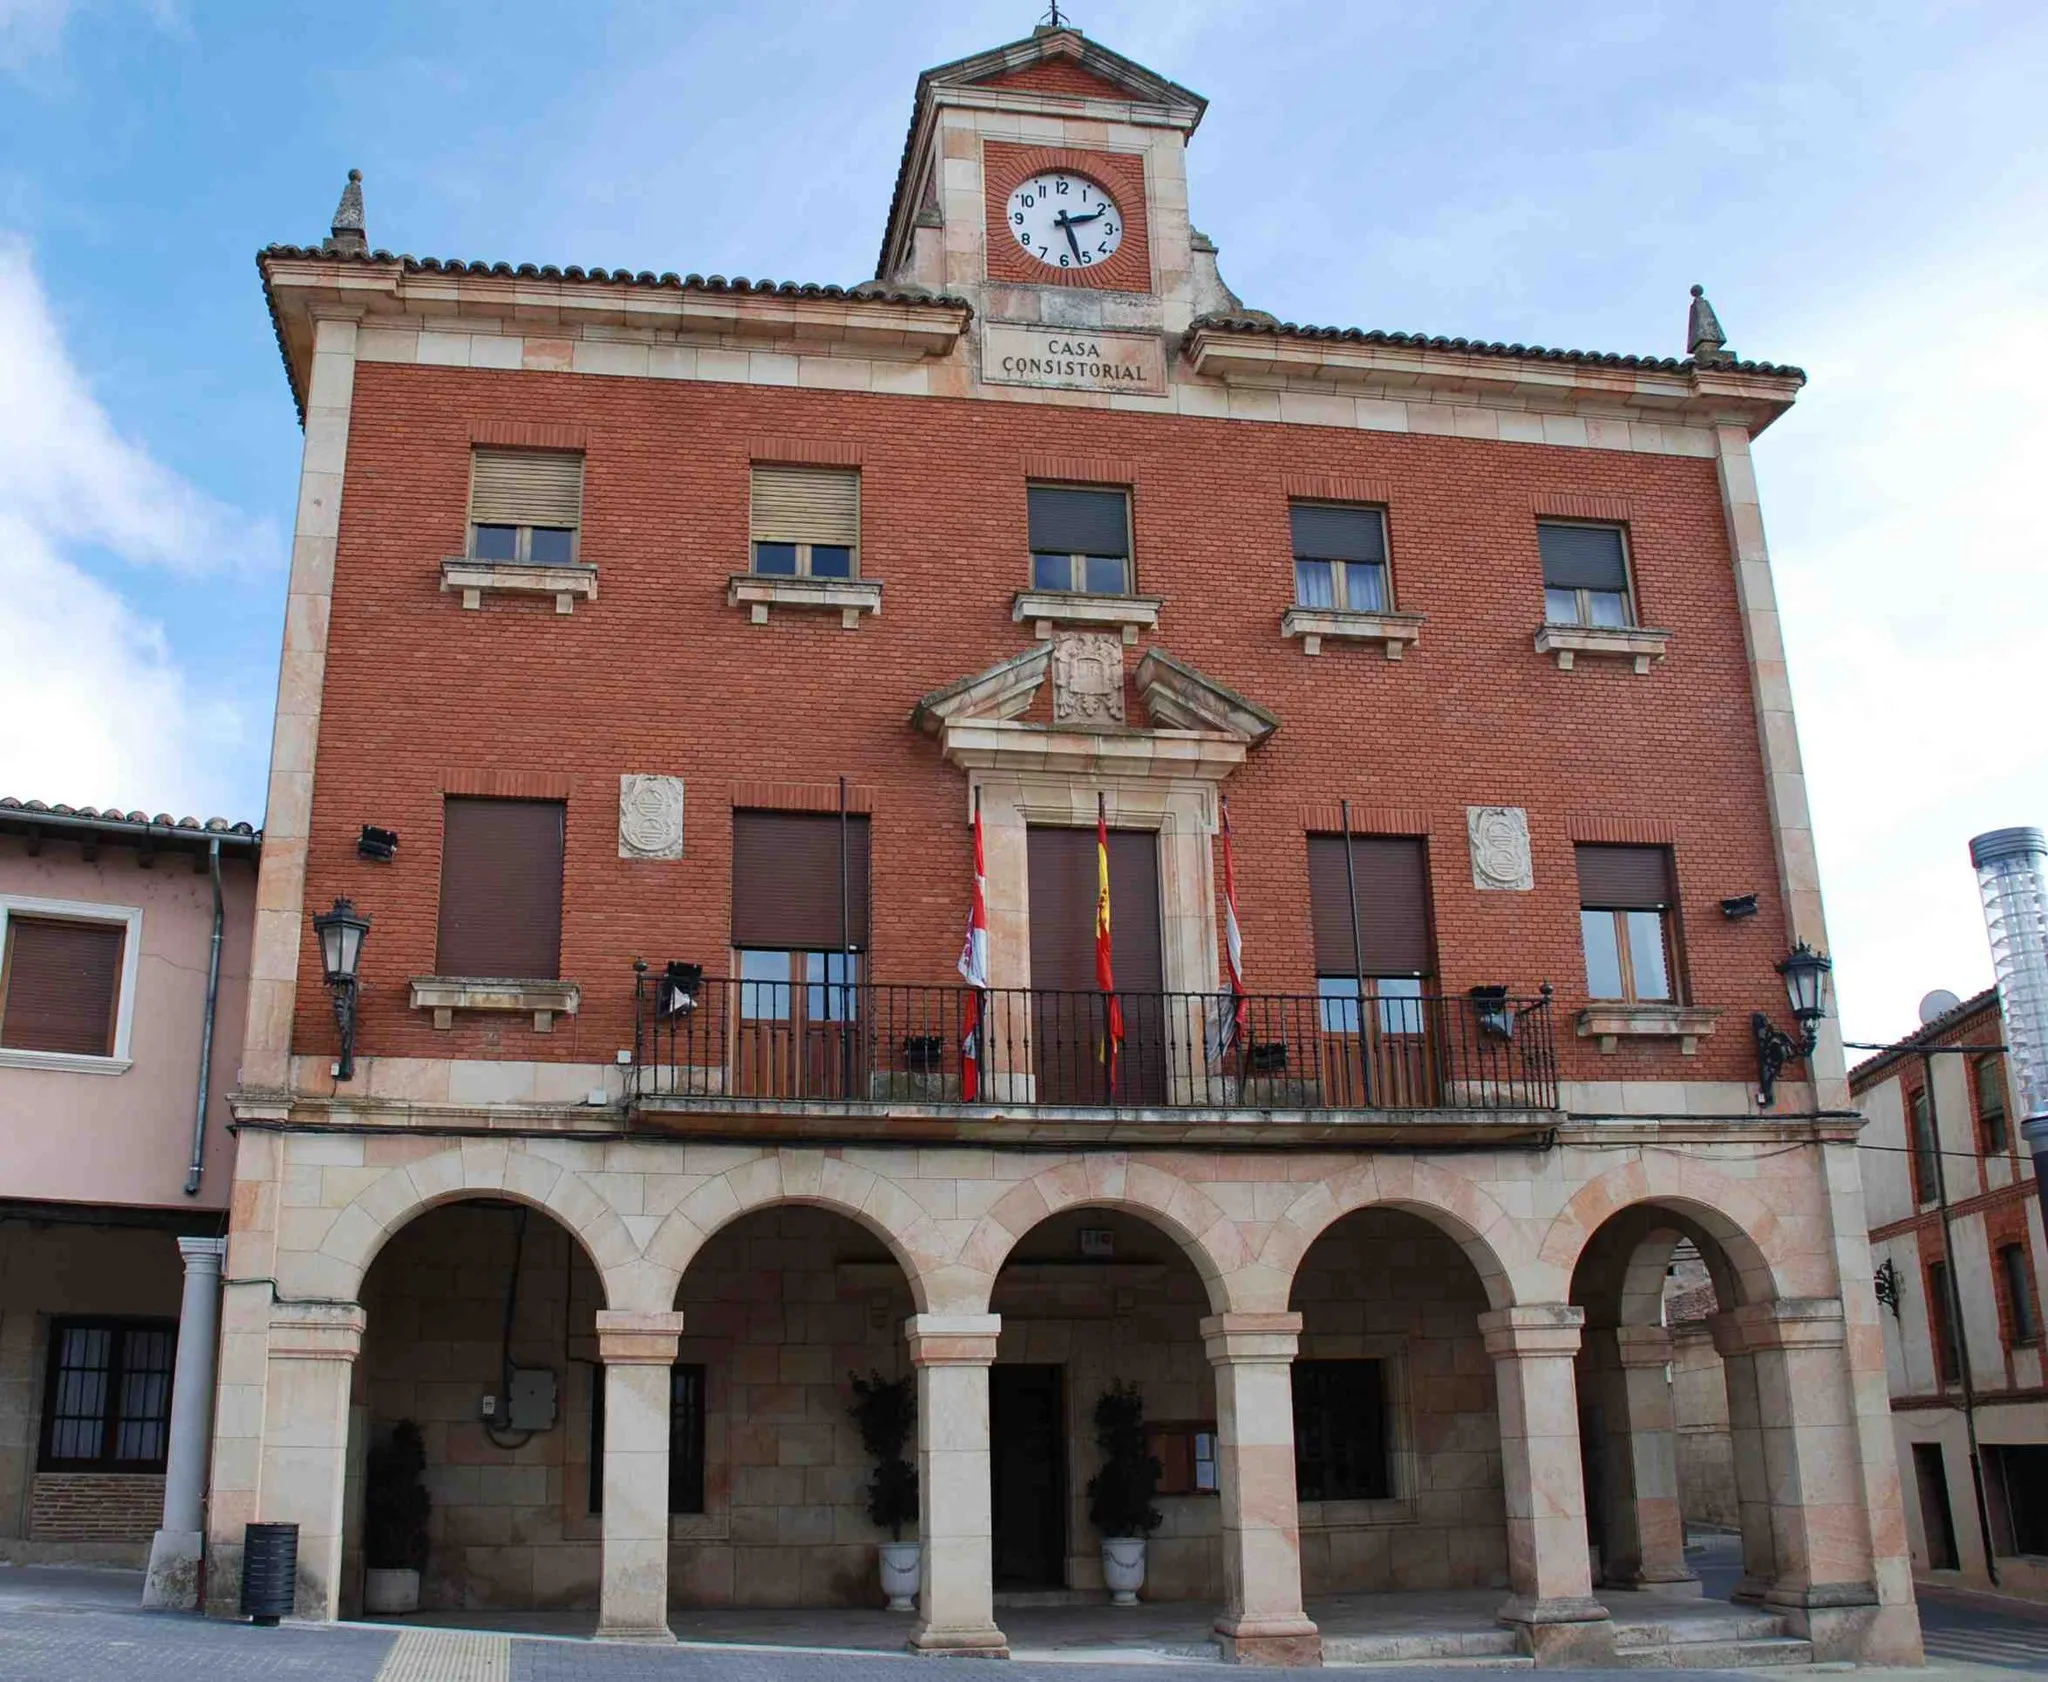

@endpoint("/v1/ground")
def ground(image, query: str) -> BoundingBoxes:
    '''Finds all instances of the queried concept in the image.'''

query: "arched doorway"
[351,1197,606,1621]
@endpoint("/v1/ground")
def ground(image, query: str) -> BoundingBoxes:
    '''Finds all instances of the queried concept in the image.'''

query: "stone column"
[1202,1312,1320,1667]
[142,1238,228,1610]
[1600,1325,1696,1593]
[905,1313,1008,1657]
[1480,1305,1614,1664]
[255,1301,364,1620]
[1708,1313,1779,1604]
[595,1310,685,1643]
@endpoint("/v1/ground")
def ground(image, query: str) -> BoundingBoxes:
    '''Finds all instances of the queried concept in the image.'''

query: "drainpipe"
[184,837,224,1196]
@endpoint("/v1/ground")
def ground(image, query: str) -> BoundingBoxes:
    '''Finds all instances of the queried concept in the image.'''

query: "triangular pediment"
[930,30,1206,120]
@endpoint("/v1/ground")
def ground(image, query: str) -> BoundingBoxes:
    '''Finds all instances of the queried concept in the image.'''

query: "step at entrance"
[1608,1602,1812,1669]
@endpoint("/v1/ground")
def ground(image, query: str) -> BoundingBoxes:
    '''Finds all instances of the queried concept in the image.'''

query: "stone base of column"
[1729,1573,1771,1604]
[141,1528,204,1610]
[909,1621,1010,1658]
[1215,1614,1322,1667]
[1600,1566,1701,1597]
[593,1619,678,1645]
[1762,1581,1894,1663]
[1496,1596,1615,1666]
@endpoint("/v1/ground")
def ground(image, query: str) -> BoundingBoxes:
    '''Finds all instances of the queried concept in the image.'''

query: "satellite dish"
[1918,989,1964,1025]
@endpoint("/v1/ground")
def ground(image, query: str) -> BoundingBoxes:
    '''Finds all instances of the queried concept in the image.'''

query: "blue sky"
[2,0,2043,1043]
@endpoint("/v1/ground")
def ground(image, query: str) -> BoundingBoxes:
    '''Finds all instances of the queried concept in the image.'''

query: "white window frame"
[0,895,144,1074]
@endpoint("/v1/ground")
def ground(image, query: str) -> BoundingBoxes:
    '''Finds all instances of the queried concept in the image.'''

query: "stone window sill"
[1013,589,1162,645]
[0,1048,132,1076]
[409,976,582,1033]
[1534,622,1671,673]
[1576,1003,1722,1056]
[727,574,882,628]
[1281,606,1426,660]
[441,558,599,615]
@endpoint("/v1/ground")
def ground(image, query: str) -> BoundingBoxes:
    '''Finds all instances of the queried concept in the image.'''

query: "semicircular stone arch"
[955,1157,1254,1316]
[1254,1156,1536,1312]
[277,1142,639,1310]
[640,1150,950,1315]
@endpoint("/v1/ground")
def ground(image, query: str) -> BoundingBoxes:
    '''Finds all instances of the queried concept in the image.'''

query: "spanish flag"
[1096,799,1124,1082]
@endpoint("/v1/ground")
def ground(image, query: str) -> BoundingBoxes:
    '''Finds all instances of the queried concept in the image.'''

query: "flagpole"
[839,775,852,1099]
[1340,798,1373,1106]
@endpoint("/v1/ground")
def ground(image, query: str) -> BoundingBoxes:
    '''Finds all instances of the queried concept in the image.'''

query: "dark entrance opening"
[991,1362,1067,1588]
[1025,825,1166,1104]
[1914,1441,1961,1571]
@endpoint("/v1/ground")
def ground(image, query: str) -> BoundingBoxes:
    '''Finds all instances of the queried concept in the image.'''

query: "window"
[1293,1360,1390,1502]
[1539,522,1634,628]
[2000,1244,2038,1346]
[1,914,125,1057]
[730,811,870,957]
[1976,1054,2011,1154]
[1576,845,1677,1004]
[1291,503,1388,613]
[1149,1422,1219,1495]
[750,465,860,580]
[469,448,583,565]
[435,798,566,980]
[1908,1088,1940,1205]
[39,1318,175,1471]
[1306,835,1432,990]
[1928,1260,1961,1384]
[1028,484,1132,595]
[589,1362,706,1514]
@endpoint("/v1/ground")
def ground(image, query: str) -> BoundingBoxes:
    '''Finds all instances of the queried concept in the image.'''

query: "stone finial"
[323,168,367,257]
[1687,283,1732,366]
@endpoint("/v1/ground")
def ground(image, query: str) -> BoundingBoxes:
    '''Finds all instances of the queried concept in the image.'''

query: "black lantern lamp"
[1753,941,1831,1109]
[312,896,371,1080]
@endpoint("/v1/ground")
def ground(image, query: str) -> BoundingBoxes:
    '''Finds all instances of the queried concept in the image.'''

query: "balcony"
[629,975,1559,1144]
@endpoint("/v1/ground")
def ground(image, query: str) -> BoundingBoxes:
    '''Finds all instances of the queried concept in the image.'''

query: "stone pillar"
[255,1301,364,1620]
[1480,1305,1614,1665]
[1202,1312,1320,1667]
[595,1310,686,1643]
[1714,1300,1884,1661]
[905,1313,1008,1657]
[1601,1325,1696,1593]
[142,1238,228,1610]
[1708,1313,1779,1604]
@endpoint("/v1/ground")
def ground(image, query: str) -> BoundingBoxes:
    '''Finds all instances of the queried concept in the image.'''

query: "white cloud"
[0,241,266,818]
[0,0,69,69]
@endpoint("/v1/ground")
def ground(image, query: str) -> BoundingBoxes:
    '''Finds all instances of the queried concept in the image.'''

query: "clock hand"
[1056,212,1083,261]
[1063,207,1105,226]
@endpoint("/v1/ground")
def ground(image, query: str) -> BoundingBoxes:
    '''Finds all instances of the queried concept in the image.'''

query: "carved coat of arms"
[1051,633,1125,725]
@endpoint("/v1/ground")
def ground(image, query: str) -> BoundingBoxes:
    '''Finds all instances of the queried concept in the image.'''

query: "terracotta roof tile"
[0,796,259,838]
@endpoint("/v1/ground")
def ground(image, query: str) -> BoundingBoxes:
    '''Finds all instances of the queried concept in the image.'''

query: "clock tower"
[876,26,1245,400]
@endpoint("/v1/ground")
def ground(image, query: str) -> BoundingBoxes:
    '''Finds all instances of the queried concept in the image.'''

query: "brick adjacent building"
[208,25,1920,1665]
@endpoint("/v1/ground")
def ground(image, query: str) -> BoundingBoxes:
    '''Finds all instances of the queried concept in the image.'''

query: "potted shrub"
[1087,1380,1162,1605]
[363,1418,430,1614]
[849,1370,920,1610]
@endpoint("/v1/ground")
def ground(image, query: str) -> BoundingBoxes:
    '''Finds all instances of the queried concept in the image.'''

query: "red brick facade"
[29,1472,164,1544]
[294,363,1792,1091]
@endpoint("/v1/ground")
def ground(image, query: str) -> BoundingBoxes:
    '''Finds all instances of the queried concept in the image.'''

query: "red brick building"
[209,26,1919,1667]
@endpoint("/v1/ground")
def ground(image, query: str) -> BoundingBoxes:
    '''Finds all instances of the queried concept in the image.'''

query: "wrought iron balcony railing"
[630,972,1557,1113]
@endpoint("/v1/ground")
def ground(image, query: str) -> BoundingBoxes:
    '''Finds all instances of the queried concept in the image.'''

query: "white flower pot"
[363,1566,420,1615]
[878,1542,922,1612]
[1100,1537,1147,1605]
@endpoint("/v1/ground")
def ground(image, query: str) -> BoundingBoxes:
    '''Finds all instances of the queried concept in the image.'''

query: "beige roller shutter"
[750,466,860,546]
[470,449,584,528]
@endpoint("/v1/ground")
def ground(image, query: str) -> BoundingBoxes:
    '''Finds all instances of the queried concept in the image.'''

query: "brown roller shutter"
[435,798,565,979]
[1575,844,1674,910]
[0,917,124,1055]
[470,450,584,528]
[731,811,871,951]
[1307,835,1432,976]
[1025,827,1163,993]
[750,467,860,546]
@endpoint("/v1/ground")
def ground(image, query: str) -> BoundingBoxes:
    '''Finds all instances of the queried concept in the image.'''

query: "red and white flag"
[1211,797,1249,1064]
[957,801,989,1099]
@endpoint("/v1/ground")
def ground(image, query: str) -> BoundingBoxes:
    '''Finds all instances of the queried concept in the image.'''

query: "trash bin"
[240,1521,298,1625]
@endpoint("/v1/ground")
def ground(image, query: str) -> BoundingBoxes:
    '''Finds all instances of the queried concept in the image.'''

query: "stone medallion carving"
[1051,632,1126,726]
[1467,805,1533,891]
[619,775,686,860]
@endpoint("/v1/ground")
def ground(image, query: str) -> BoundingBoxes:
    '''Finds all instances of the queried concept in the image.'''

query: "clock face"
[1005,172,1124,272]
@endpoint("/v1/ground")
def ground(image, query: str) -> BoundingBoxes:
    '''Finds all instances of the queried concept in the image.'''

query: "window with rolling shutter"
[1027,484,1132,595]
[468,449,584,565]
[1290,503,1389,613]
[1575,844,1678,1004]
[749,466,861,580]
[434,798,565,980]
[731,811,871,952]
[1538,521,1634,628]
[0,915,125,1056]
[1305,835,1432,976]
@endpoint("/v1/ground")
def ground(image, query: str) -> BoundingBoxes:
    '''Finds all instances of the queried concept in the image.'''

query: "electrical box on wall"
[478,1368,559,1432]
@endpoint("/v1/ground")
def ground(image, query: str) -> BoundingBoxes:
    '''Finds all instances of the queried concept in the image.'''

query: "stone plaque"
[1052,633,1126,725]
[981,322,1166,397]
[1467,806,1533,891]
[619,775,685,860]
